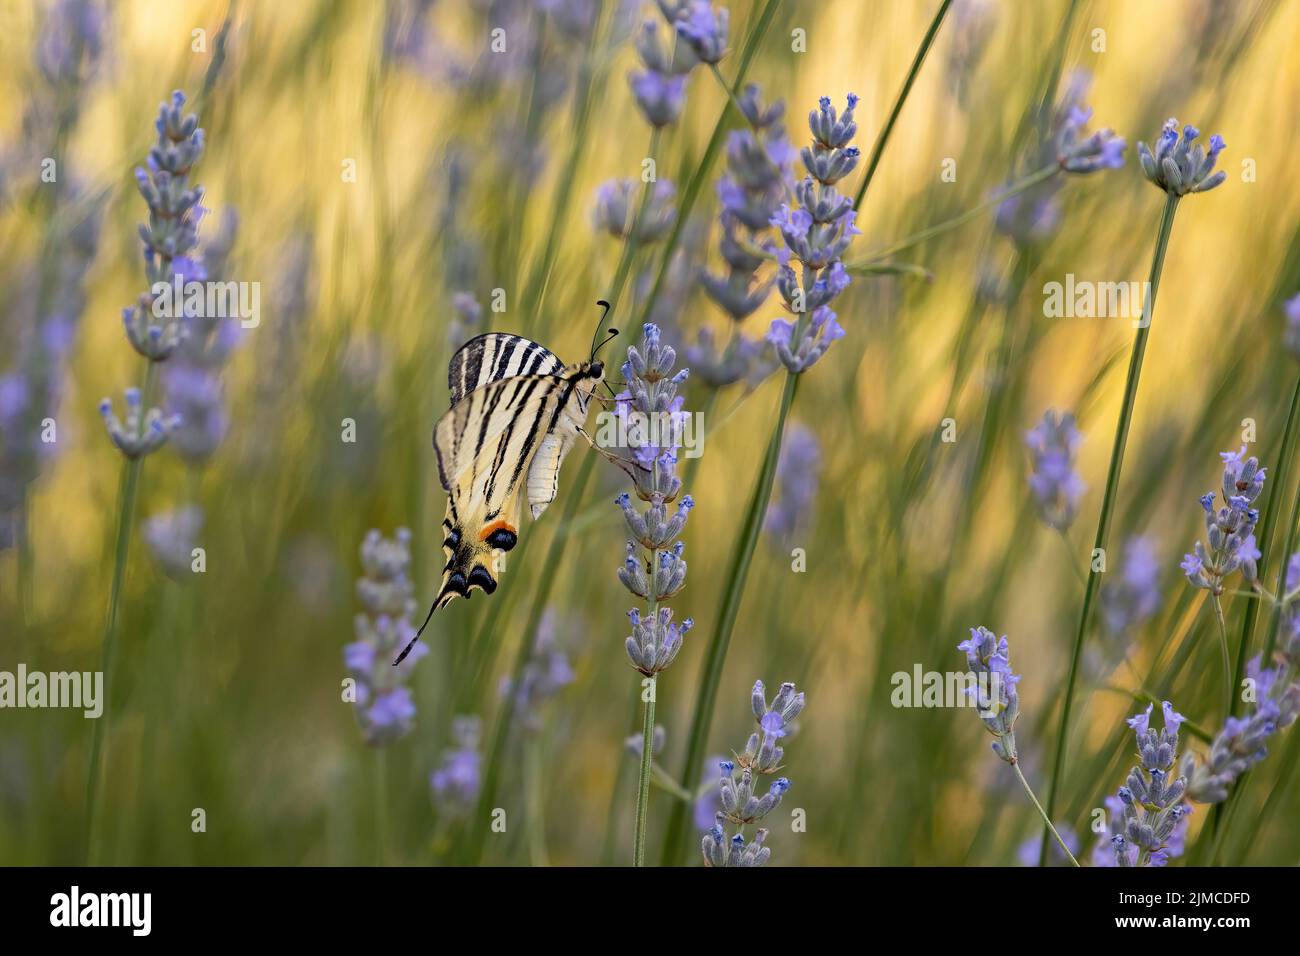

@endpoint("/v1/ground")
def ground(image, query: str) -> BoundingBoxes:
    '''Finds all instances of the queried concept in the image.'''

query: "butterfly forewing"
[447,333,565,405]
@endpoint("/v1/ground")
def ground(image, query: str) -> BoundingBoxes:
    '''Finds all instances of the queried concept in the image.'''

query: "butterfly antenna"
[393,595,438,666]
[589,299,615,359]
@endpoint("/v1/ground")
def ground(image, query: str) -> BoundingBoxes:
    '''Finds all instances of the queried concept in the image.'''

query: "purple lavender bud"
[1282,293,1300,359]
[629,69,687,127]
[347,528,426,745]
[1056,103,1126,174]
[764,423,821,537]
[1097,701,1191,865]
[1024,410,1084,531]
[430,716,483,818]
[675,1,728,64]
[957,627,1021,760]
[1137,117,1227,195]
[499,607,577,733]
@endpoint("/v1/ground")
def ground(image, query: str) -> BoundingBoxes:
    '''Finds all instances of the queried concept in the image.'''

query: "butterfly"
[393,315,621,665]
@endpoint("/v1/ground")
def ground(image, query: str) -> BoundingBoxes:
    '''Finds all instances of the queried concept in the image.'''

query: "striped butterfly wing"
[448,332,565,405]
[431,364,601,610]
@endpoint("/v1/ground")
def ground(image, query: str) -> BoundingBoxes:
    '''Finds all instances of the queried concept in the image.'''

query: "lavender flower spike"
[702,680,806,867]
[1091,537,1162,680]
[165,210,240,466]
[957,626,1021,763]
[764,423,821,537]
[99,389,181,459]
[615,326,696,675]
[675,1,728,64]
[143,506,204,580]
[767,94,860,374]
[593,179,677,243]
[123,90,206,361]
[1181,447,1265,595]
[699,84,790,329]
[344,528,427,745]
[1103,702,1192,867]
[430,716,483,819]
[1180,611,1300,804]
[629,17,694,127]
[1137,119,1227,195]
[499,607,576,733]
[1056,104,1126,174]
[1282,293,1300,360]
[1024,410,1085,531]
[618,324,697,865]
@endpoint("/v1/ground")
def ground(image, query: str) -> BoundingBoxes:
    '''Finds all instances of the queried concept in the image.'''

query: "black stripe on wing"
[447,333,564,405]
[434,371,564,503]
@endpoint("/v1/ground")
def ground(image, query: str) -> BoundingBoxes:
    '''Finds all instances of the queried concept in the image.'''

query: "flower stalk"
[1039,190,1181,865]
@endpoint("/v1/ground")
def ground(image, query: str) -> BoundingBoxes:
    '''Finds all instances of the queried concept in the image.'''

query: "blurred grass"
[2,0,1300,866]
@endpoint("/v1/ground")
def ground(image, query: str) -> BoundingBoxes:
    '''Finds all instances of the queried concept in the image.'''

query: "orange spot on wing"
[479,519,516,542]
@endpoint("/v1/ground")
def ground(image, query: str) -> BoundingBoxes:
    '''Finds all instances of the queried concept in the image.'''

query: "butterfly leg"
[578,426,638,479]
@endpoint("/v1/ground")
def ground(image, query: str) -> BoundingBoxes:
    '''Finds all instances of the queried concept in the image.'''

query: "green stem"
[632,389,667,867]
[598,683,643,864]
[1229,722,1300,863]
[592,128,662,344]
[1038,193,1180,865]
[1211,594,1234,719]
[658,371,798,865]
[1012,761,1079,867]
[632,0,778,330]
[463,453,597,864]
[852,0,954,210]
[85,444,147,861]
[86,360,162,863]
[707,62,751,122]
[851,164,1059,265]
[374,747,389,866]
[1055,527,1086,586]
[518,1,611,323]
[524,737,549,867]
[1206,791,1240,866]
[633,676,657,867]
[17,490,33,642]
